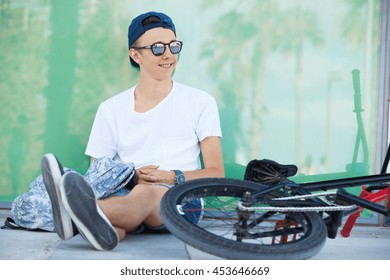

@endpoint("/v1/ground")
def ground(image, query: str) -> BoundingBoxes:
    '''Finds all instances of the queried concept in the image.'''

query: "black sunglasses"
[132,40,183,56]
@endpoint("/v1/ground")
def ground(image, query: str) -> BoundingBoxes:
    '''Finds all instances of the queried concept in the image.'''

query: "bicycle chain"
[238,191,358,212]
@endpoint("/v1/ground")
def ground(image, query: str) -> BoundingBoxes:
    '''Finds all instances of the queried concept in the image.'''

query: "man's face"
[131,27,178,79]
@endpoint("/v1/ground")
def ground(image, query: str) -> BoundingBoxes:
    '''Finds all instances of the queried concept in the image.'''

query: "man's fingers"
[139,174,164,183]
[139,165,160,174]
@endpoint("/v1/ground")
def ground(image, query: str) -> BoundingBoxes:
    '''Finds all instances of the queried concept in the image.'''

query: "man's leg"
[60,171,119,251]
[98,184,169,234]
[41,153,78,240]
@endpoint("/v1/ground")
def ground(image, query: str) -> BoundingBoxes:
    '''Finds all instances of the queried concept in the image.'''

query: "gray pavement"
[1,208,390,260]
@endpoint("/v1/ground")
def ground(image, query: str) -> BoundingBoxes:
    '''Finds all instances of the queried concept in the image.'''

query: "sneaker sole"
[60,171,119,251]
[41,153,74,240]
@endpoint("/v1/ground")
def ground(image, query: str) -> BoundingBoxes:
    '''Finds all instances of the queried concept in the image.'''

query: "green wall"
[0,0,384,206]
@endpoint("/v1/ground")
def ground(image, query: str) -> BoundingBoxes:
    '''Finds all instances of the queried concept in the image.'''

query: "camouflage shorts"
[11,157,135,231]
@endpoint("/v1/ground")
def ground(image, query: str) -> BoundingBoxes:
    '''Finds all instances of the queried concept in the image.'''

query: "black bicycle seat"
[244,159,298,185]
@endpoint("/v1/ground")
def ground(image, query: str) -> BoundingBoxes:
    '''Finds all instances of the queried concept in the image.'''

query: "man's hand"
[136,165,175,185]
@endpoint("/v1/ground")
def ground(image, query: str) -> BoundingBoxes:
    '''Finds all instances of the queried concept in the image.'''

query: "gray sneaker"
[60,171,119,251]
[41,153,77,240]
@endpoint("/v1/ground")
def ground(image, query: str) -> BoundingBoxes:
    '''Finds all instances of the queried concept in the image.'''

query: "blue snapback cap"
[128,11,176,68]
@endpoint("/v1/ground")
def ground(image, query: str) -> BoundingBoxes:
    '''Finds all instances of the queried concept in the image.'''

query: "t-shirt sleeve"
[85,103,117,159]
[196,94,222,141]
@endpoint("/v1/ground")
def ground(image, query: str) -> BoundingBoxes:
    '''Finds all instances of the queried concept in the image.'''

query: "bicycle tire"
[161,178,327,260]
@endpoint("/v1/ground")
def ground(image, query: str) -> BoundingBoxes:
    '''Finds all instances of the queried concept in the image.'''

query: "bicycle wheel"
[160,178,327,260]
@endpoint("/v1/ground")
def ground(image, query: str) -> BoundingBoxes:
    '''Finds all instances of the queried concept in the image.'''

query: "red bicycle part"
[340,185,389,237]
[272,219,298,244]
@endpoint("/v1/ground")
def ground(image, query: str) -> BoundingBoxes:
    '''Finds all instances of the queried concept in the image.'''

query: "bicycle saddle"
[244,159,298,185]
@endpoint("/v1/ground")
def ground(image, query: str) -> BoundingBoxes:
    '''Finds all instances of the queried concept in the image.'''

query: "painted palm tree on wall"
[201,1,281,164]
[201,1,324,167]
[276,6,324,166]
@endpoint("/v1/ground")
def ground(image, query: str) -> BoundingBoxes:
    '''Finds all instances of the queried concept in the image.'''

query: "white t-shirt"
[85,81,222,171]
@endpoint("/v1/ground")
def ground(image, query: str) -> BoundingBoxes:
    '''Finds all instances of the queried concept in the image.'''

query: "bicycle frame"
[247,166,390,239]
[297,174,389,215]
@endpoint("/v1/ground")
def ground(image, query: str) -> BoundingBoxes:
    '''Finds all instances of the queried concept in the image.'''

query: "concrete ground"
[0,208,389,260]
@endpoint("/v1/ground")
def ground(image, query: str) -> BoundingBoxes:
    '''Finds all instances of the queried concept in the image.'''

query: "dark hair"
[142,16,163,26]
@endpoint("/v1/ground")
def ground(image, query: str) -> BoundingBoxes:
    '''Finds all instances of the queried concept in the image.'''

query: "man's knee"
[131,183,151,193]
[130,183,168,201]
[130,184,155,199]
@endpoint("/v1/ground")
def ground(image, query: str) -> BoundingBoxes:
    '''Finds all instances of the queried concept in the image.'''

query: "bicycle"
[160,70,390,259]
[160,159,390,259]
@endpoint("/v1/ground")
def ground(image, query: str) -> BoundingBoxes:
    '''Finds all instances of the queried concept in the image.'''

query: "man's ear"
[129,49,140,65]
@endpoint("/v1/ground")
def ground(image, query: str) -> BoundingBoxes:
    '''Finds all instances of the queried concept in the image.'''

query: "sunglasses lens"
[150,41,182,56]
[151,44,165,56]
[169,41,182,54]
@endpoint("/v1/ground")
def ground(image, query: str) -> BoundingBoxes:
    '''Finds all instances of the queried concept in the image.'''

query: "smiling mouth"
[159,63,174,68]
